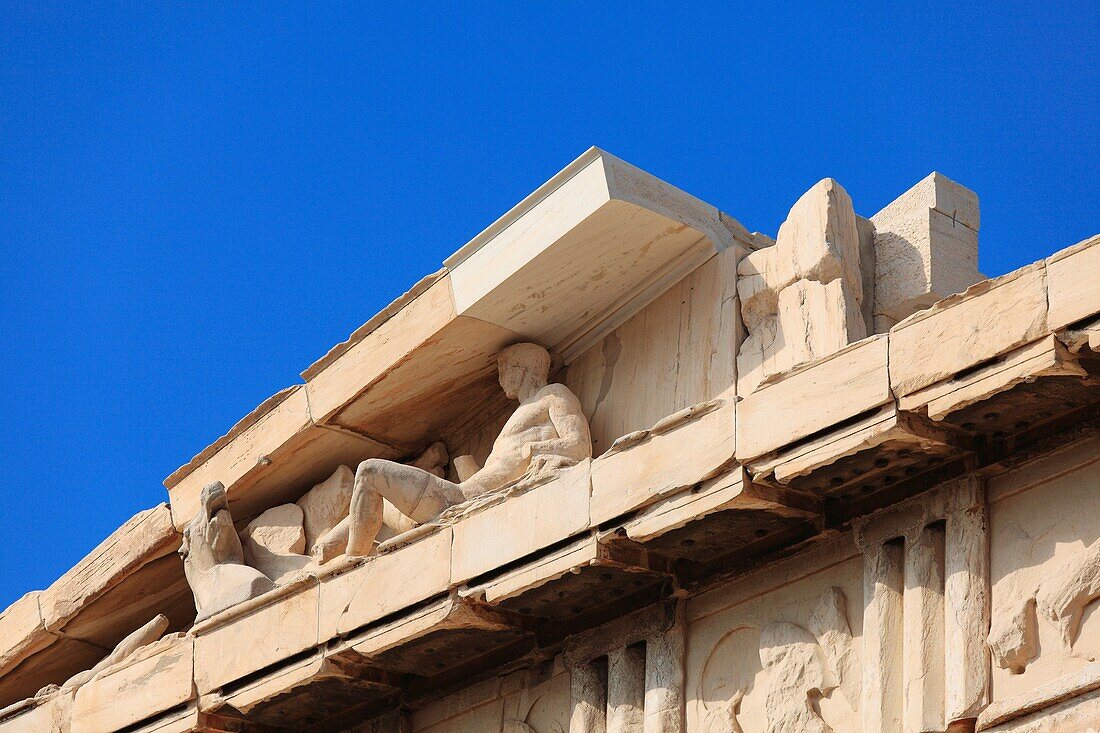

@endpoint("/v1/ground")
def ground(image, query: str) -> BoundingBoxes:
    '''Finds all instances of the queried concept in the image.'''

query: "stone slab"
[589,399,735,526]
[319,527,452,640]
[476,534,601,605]
[193,577,319,694]
[450,462,592,584]
[889,263,1048,397]
[39,504,186,649]
[40,505,177,628]
[0,691,73,733]
[0,592,51,676]
[899,334,1087,421]
[71,635,194,733]
[616,470,817,571]
[978,662,1100,731]
[201,651,323,715]
[736,333,891,461]
[446,147,747,362]
[1047,233,1100,331]
[130,708,200,733]
[346,596,527,676]
[749,404,969,489]
[0,635,104,712]
[621,468,789,543]
[167,385,386,531]
[870,172,982,322]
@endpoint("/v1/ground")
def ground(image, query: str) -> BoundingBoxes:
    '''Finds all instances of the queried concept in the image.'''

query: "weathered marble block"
[70,634,194,733]
[871,171,982,323]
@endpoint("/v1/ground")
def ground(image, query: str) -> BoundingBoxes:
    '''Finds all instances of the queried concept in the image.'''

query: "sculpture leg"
[346,459,464,556]
[346,466,385,557]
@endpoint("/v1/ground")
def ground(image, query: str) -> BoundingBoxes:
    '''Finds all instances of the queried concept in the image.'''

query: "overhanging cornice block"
[445,147,752,362]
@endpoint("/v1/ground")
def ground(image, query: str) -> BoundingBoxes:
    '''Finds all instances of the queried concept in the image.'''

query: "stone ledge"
[977,662,1100,730]
[736,333,892,462]
[0,504,192,710]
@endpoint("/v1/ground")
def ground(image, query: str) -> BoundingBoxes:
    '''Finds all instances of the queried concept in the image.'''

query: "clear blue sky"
[1,4,1096,608]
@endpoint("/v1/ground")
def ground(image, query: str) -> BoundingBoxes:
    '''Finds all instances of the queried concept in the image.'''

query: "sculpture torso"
[462,383,587,497]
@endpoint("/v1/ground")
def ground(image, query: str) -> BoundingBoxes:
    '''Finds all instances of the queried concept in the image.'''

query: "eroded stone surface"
[870,171,982,323]
[736,179,867,394]
[341,342,592,558]
[241,503,312,583]
[180,481,273,622]
[297,465,354,554]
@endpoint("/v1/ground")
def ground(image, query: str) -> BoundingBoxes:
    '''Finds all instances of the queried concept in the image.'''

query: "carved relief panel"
[988,441,1100,707]
[686,545,863,733]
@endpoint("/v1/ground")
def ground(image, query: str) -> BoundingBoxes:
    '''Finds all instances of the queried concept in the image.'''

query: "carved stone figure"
[319,342,592,559]
[700,588,858,733]
[37,614,169,696]
[989,536,1100,673]
[180,481,274,621]
[309,443,449,562]
[736,179,869,395]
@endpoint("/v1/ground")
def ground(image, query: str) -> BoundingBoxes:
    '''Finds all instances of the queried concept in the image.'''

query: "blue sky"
[0,3,1096,607]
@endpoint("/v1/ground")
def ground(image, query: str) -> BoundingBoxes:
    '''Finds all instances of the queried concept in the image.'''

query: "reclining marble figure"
[181,480,275,621]
[314,342,592,560]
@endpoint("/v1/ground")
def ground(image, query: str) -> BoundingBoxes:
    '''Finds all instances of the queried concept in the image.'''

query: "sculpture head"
[497,342,551,400]
[199,481,229,518]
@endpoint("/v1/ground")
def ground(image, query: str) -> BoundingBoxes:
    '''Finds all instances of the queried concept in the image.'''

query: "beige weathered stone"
[9,152,1100,733]
[606,645,645,733]
[475,534,599,605]
[0,689,73,733]
[240,502,312,583]
[342,342,592,559]
[988,449,1100,710]
[750,404,964,487]
[70,633,192,733]
[737,333,891,461]
[862,539,904,732]
[569,660,608,733]
[735,178,868,394]
[566,246,739,454]
[450,460,591,584]
[319,527,452,640]
[871,171,982,322]
[776,278,867,369]
[39,504,180,639]
[193,576,319,694]
[978,663,1100,731]
[166,384,385,532]
[61,614,169,692]
[297,464,354,553]
[644,620,686,733]
[344,595,517,668]
[944,479,990,724]
[0,593,51,679]
[446,147,748,363]
[181,481,274,622]
[903,524,946,733]
[590,399,734,526]
[889,261,1048,397]
[778,178,864,303]
[620,467,815,546]
[900,333,1087,420]
[1045,233,1100,331]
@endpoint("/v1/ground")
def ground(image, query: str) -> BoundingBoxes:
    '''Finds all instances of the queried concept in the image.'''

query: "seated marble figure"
[312,342,592,561]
